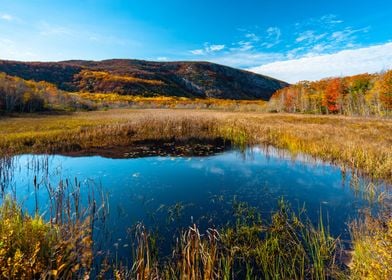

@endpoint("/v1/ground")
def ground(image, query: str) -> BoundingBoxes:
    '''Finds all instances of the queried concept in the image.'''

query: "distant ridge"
[0,59,288,100]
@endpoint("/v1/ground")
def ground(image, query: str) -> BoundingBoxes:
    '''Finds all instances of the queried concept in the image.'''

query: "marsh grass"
[0,176,104,279]
[111,200,345,280]
[78,93,267,112]
[0,196,93,279]
[349,210,392,280]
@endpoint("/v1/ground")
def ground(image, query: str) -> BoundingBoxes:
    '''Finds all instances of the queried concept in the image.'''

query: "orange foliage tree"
[323,78,342,113]
[377,70,392,110]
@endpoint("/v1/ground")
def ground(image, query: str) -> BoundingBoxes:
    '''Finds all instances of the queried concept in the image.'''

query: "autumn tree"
[375,70,392,111]
[0,72,92,114]
[323,79,342,113]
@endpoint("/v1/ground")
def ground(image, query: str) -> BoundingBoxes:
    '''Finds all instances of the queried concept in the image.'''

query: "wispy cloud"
[289,15,370,59]
[38,21,74,37]
[210,51,283,68]
[209,44,225,52]
[295,30,327,43]
[231,40,254,52]
[36,21,139,48]
[295,14,344,30]
[319,14,344,25]
[261,27,281,48]
[190,49,204,55]
[249,42,392,83]
[0,38,38,60]
[186,14,390,82]
[244,32,260,42]
[188,26,284,66]
[190,43,225,55]
[0,13,14,21]
[330,27,369,43]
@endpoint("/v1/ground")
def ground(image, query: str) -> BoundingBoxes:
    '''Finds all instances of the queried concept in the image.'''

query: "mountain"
[0,59,288,100]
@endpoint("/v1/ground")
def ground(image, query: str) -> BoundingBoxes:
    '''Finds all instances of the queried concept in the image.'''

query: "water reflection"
[0,145,390,258]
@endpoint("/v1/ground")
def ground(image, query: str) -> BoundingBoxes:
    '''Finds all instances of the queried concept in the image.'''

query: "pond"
[0,144,388,260]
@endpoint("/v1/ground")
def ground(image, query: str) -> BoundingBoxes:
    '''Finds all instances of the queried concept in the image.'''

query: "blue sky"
[0,0,391,82]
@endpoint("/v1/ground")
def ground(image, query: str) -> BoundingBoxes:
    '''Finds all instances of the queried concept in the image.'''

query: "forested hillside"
[0,59,288,100]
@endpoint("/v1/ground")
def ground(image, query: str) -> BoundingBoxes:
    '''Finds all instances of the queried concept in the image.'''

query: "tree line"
[0,72,91,114]
[269,70,392,116]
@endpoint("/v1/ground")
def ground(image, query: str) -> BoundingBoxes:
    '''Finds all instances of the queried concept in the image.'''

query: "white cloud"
[245,33,259,42]
[190,49,205,55]
[330,27,368,43]
[296,14,343,31]
[209,44,225,52]
[232,40,254,52]
[296,30,313,42]
[319,14,344,25]
[210,51,283,68]
[249,42,392,83]
[267,27,281,39]
[190,43,225,55]
[310,43,328,53]
[86,32,138,46]
[0,38,38,60]
[261,27,281,48]
[290,15,366,57]
[156,56,168,61]
[296,30,327,43]
[39,22,74,36]
[0,14,13,21]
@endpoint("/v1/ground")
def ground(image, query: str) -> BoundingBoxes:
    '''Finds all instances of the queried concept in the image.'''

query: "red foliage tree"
[323,79,342,113]
[378,70,392,110]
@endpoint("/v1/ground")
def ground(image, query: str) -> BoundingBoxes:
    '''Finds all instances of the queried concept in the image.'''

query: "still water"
[1,145,385,257]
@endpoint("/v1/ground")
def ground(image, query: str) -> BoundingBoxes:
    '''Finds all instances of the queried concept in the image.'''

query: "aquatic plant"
[111,200,346,280]
[350,210,392,280]
[0,196,92,279]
